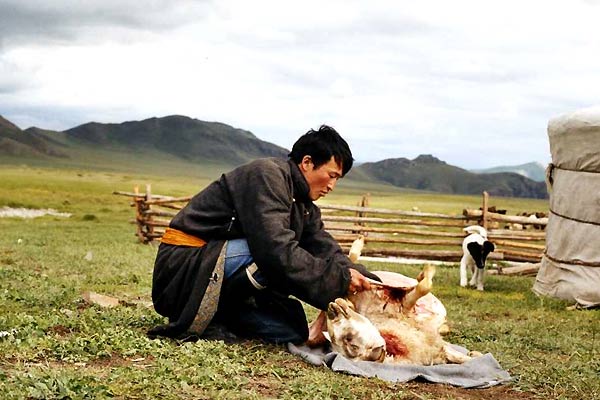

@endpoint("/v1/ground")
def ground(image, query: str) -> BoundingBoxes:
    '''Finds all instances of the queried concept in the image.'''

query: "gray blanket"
[287,343,512,388]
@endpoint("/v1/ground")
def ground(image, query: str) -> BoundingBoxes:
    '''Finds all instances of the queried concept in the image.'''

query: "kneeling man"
[149,125,379,344]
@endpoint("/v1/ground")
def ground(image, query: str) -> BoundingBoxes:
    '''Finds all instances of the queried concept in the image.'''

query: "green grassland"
[0,165,598,399]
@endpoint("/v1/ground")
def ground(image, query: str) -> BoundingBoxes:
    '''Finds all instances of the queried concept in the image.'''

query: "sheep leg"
[459,256,468,287]
[349,235,365,263]
[443,344,473,364]
[403,265,435,312]
[475,268,485,291]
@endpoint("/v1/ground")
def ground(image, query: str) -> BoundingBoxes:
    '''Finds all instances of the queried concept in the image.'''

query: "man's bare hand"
[348,268,372,295]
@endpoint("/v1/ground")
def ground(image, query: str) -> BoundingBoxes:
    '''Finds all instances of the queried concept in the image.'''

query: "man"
[149,125,380,344]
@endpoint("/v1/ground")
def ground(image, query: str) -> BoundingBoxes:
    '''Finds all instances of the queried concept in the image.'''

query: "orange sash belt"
[161,227,207,247]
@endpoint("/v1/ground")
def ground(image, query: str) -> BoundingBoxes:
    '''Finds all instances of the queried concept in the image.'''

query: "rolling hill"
[471,162,547,182]
[0,115,289,177]
[63,115,288,164]
[355,155,548,199]
[0,116,69,158]
[0,115,547,198]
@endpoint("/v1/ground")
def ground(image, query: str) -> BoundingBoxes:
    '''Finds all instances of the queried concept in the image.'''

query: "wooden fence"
[114,185,192,243]
[321,191,546,265]
[114,187,547,270]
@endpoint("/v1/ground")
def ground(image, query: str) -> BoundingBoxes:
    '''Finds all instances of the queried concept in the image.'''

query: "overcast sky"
[1,0,599,169]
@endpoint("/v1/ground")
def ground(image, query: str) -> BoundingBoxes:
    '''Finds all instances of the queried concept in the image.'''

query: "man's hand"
[348,268,372,295]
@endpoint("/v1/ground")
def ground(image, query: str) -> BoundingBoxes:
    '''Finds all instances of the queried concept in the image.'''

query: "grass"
[0,165,598,399]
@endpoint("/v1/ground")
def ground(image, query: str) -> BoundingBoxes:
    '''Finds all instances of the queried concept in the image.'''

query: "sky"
[1,0,599,169]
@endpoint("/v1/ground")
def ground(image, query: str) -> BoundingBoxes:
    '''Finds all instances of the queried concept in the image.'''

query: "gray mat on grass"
[287,343,512,388]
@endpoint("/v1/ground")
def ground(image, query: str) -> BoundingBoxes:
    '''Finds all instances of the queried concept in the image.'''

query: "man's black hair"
[288,125,354,176]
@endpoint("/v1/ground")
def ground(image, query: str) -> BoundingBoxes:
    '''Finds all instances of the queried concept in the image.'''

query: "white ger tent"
[533,106,600,308]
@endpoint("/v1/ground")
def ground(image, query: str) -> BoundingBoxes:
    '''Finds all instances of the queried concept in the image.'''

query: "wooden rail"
[114,188,546,268]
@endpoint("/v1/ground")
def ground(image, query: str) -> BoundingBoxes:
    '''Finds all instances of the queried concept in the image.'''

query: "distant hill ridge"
[471,162,547,182]
[0,114,547,198]
[0,115,68,158]
[64,115,289,164]
[0,115,288,165]
[354,154,548,199]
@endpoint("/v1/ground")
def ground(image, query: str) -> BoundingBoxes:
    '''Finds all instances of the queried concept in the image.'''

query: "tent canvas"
[533,106,600,307]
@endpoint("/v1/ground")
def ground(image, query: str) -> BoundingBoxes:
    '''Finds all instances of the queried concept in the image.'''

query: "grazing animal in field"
[505,222,524,230]
[309,265,480,365]
[514,212,547,231]
[526,212,548,230]
[479,205,507,215]
[460,225,495,291]
[533,212,548,230]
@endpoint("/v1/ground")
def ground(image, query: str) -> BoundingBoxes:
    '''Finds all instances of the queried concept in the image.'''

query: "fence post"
[362,193,370,209]
[482,191,489,230]
[354,193,371,235]
[133,186,145,243]
[145,184,153,242]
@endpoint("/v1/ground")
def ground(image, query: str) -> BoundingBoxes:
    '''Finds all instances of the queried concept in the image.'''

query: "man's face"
[299,155,343,201]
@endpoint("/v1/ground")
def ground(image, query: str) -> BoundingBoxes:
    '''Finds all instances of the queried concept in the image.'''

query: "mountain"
[0,115,547,198]
[63,115,288,164]
[0,115,288,168]
[471,162,547,182]
[0,116,69,158]
[355,154,548,199]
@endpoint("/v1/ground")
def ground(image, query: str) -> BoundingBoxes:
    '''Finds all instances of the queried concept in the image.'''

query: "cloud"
[0,54,38,94]
[1,0,600,169]
[0,0,211,48]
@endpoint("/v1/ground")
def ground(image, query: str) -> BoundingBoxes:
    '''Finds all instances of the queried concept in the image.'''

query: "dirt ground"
[399,381,537,400]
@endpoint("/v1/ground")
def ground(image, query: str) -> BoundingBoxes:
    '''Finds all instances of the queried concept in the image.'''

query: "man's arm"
[300,205,382,287]
[223,160,351,310]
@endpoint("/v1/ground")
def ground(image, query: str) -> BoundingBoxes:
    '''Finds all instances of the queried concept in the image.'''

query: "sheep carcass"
[308,266,481,365]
